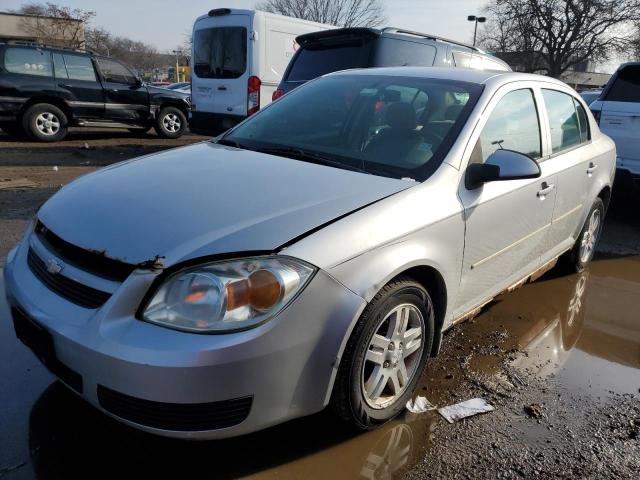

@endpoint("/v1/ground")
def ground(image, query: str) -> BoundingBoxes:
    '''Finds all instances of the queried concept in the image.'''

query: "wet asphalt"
[0,132,639,479]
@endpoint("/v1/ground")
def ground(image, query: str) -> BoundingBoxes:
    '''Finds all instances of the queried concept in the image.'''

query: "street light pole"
[467,15,486,47]
[172,49,180,82]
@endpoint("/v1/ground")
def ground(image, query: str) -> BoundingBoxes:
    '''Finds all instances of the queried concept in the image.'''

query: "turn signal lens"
[249,269,283,311]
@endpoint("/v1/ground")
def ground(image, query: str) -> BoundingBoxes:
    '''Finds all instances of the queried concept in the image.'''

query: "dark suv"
[273,27,511,100]
[0,42,191,141]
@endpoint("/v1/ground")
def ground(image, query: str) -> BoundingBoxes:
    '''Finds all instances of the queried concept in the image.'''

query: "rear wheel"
[565,198,604,272]
[331,277,434,430]
[154,106,186,139]
[22,103,68,142]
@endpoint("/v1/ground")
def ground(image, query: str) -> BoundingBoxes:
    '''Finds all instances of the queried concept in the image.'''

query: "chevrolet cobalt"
[4,68,615,439]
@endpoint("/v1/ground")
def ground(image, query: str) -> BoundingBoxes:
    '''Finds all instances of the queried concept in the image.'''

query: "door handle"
[587,163,598,175]
[59,83,73,88]
[537,182,555,198]
[217,86,227,91]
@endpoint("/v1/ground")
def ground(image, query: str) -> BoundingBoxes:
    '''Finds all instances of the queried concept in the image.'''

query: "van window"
[473,89,541,162]
[604,65,640,102]
[97,57,136,85]
[194,27,247,79]
[63,54,97,82]
[286,40,373,82]
[4,47,52,77]
[542,89,582,153]
[375,38,436,67]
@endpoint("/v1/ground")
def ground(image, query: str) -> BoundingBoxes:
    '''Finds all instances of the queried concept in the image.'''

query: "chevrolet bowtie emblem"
[46,258,64,275]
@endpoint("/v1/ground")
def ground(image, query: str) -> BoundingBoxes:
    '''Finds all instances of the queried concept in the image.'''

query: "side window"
[472,89,541,163]
[375,39,436,67]
[574,99,590,144]
[63,54,97,82]
[52,53,68,79]
[604,65,640,103]
[4,47,52,77]
[97,58,136,85]
[451,50,472,68]
[542,89,582,154]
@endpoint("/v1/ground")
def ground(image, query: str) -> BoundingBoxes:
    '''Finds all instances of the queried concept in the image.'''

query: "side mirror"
[133,76,143,88]
[465,149,540,189]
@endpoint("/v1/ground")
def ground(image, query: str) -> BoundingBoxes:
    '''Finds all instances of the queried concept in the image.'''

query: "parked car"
[0,42,191,141]
[589,63,640,186]
[189,8,333,135]
[5,67,614,439]
[273,27,511,100]
[579,89,602,106]
[166,82,190,91]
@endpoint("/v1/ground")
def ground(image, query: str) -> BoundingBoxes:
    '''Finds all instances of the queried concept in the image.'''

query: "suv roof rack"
[0,40,94,55]
[381,27,483,52]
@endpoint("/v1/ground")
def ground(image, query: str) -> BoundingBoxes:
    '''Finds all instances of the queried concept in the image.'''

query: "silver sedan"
[3,67,615,439]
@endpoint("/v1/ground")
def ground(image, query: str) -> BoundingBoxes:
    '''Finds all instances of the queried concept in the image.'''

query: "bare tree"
[12,2,94,48]
[256,0,386,27]
[480,0,640,77]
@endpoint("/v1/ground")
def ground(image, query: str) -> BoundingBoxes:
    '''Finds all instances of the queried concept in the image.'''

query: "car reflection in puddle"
[27,258,640,479]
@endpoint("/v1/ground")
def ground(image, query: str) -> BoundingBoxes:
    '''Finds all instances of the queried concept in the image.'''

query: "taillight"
[272,89,285,101]
[591,109,601,125]
[248,76,261,116]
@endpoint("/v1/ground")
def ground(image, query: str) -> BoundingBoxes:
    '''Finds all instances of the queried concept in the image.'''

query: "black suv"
[273,27,511,99]
[0,42,191,141]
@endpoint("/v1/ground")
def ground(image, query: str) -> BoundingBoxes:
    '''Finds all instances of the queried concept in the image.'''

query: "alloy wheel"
[35,112,60,136]
[362,303,425,409]
[162,113,181,133]
[579,209,601,264]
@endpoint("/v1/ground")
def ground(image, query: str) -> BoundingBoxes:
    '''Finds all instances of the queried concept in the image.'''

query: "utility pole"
[172,49,180,82]
[467,15,486,47]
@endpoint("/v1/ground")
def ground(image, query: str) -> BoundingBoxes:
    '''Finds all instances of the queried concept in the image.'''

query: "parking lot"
[1,130,639,479]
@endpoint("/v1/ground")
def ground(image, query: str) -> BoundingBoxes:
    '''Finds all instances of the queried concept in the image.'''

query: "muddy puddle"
[5,257,640,479]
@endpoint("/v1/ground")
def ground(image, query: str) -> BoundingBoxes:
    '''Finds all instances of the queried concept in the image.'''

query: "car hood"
[37,142,413,267]
[147,85,189,100]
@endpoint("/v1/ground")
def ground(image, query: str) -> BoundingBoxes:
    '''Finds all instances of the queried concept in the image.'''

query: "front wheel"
[154,107,187,139]
[566,198,604,272]
[331,277,434,430]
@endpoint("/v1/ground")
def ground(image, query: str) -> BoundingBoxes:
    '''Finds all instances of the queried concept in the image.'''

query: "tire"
[331,277,435,430]
[565,198,605,273]
[22,103,68,142]
[0,121,24,138]
[154,106,187,139]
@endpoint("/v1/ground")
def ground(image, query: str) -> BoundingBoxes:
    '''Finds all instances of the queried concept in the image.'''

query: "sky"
[0,0,488,51]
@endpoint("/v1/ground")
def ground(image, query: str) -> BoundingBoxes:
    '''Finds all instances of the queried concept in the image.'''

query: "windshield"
[223,74,482,181]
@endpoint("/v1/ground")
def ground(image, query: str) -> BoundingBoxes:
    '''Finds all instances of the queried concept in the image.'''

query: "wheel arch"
[598,185,612,213]
[158,99,189,118]
[21,96,73,122]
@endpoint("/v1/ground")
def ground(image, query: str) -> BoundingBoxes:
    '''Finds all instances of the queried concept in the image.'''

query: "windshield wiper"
[216,138,245,149]
[257,146,369,174]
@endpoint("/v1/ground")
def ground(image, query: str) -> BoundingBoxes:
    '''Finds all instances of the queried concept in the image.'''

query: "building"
[0,11,85,47]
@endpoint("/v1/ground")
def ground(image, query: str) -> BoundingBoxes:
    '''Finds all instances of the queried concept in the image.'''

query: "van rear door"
[599,64,640,170]
[192,12,251,118]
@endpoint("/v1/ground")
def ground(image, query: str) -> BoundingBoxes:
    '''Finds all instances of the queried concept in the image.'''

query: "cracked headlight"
[141,256,316,333]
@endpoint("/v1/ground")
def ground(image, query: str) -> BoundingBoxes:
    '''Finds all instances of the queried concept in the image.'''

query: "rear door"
[54,53,104,119]
[598,64,640,173]
[95,57,149,122]
[192,13,252,117]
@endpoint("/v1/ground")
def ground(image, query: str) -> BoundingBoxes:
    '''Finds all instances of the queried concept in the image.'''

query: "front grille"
[35,221,136,282]
[11,306,83,393]
[27,248,111,309]
[97,385,253,431]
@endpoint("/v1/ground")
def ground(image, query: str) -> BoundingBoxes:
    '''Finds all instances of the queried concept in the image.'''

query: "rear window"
[375,38,436,67]
[604,65,640,103]
[286,39,373,82]
[4,47,52,77]
[194,27,247,79]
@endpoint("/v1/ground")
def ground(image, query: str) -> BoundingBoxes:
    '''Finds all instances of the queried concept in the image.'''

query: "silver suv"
[4,67,615,439]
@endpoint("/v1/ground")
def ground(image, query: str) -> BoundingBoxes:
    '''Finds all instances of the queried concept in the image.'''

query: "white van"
[190,8,333,135]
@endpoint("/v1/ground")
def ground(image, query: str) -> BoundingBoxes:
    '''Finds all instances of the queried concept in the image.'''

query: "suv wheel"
[23,104,68,142]
[331,277,434,430]
[155,107,186,139]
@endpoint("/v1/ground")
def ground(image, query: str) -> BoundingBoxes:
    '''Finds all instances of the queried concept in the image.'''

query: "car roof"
[328,66,569,88]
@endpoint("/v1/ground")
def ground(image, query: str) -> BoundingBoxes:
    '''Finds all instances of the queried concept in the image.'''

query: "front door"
[95,57,149,122]
[455,86,557,318]
[54,53,104,119]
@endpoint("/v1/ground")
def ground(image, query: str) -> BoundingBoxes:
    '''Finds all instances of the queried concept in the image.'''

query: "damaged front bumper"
[3,232,366,439]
